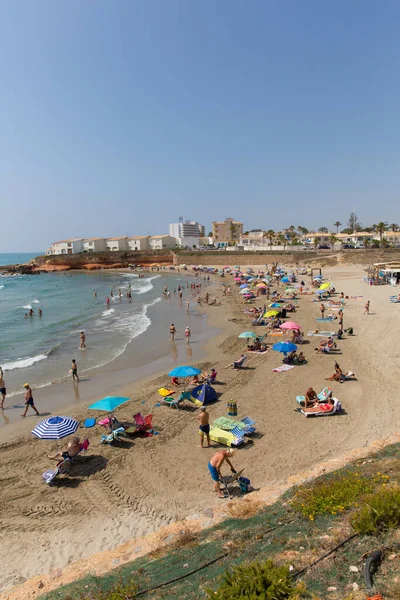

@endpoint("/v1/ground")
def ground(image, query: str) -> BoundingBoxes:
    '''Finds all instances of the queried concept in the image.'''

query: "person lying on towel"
[302,396,335,414]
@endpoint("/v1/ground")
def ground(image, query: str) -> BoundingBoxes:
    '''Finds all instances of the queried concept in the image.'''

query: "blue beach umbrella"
[239,288,250,294]
[240,283,249,288]
[88,396,130,412]
[238,331,257,339]
[269,302,282,308]
[281,276,289,282]
[32,416,79,440]
[272,341,297,356]
[168,365,201,378]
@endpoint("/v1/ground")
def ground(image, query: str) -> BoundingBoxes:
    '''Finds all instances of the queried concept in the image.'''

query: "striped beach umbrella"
[32,416,79,440]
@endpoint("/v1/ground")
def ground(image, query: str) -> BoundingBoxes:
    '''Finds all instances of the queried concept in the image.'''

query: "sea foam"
[2,353,48,371]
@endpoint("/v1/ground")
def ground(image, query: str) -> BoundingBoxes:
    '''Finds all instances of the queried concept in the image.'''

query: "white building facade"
[50,238,84,255]
[128,236,150,251]
[83,238,107,253]
[149,235,176,250]
[169,220,205,238]
[106,237,129,251]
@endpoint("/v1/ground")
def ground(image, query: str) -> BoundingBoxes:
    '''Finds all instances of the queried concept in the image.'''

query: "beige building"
[212,218,243,247]
[106,237,129,251]
[83,238,107,253]
[148,235,176,250]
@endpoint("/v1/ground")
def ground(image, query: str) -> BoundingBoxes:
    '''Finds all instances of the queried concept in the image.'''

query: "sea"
[0,253,205,400]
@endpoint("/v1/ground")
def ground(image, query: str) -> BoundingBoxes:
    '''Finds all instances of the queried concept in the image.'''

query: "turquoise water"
[0,252,42,266]
[0,269,192,398]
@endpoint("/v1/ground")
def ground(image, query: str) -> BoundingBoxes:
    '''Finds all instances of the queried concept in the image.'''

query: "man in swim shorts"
[21,383,40,417]
[197,407,210,448]
[71,359,79,382]
[48,437,81,460]
[0,367,6,409]
[208,448,236,498]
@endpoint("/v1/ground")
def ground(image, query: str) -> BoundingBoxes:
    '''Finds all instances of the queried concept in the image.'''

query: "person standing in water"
[93,290,97,297]
[71,359,79,382]
[38,308,43,317]
[106,296,110,307]
[0,367,6,409]
[21,384,39,417]
[170,324,177,340]
[185,326,191,344]
[79,331,86,349]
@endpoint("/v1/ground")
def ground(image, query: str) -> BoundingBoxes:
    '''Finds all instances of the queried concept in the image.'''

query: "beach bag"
[227,399,237,417]
[238,476,251,493]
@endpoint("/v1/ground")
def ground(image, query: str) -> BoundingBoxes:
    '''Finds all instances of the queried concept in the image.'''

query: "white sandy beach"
[1,263,400,600]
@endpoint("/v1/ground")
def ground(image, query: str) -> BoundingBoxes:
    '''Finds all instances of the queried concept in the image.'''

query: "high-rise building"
[169,218,205,238]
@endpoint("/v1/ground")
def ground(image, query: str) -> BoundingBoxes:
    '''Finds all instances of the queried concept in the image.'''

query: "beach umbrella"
[272,341,297,356]
[269,302,282,308]
[264,309,279,318]
[316,290,325,295]
[281,276,289,282]
[32,416,79,440]
[319,283,331,290]
[168,365,201,378]
[238,331,257,339]
[234,277,242,281]
[240,283,249,288]
[240,288,250,294]
[280,321,301,330]
[88,396,130,412]
[256,283,267,288]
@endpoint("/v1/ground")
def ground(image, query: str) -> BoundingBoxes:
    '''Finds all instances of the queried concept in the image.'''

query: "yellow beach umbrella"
[256,283,267,288]
[319,283,331,290]
[264,309,279,318]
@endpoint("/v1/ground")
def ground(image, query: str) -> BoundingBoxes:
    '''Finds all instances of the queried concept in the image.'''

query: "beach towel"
[248,349,269,354]
[213,416,256,434]
[209,426,244,447]
[350,296,363,299]
[158,388,175,397]
[307,331,335,337]
[269,331,283,336]
[84,418,96,428]
[316,317,333,322]
[273,364,296,373]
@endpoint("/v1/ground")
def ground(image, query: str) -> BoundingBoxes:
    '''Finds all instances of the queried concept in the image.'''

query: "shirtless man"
[197,407,210,448]
[170,323,176,340]
[0,367,6,409]
[364,300,370,315]
[208,449,236,498]
[21,383,40,417]
[305,387,318,407]
[79,331,86,349]
[48,437,81,460]
[71,359,79,382]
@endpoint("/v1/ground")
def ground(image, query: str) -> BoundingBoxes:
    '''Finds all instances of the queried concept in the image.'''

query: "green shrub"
[291,470,375,520]
[206,559,307,599]
[351,486,400,535]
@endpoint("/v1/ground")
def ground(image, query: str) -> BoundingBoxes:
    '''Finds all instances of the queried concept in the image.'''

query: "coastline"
[2,263,400,599]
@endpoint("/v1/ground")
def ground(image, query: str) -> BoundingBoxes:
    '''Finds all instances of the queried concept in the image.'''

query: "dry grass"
[148,522,201,559]
[226,497,264,519]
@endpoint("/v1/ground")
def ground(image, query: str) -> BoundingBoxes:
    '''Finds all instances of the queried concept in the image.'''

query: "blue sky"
[1,0,400,251]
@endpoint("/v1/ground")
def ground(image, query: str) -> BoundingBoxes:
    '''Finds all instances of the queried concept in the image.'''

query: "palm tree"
[277,233,287,250]
[329,234,338,250]
[364,238,371,249]
[267,229,275,250]
[313,238,319,250]
[390,223,399,232]
[318,226,329,233]
[374,222,388,245]
[333,221,342,233]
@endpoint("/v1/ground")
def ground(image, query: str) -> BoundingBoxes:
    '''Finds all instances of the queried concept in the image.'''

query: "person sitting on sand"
[302,396,335,414]
[171,376,180,386]
[305,387,318,407]
[48,437,81,461]
[191,374,200,384]
[225,354,247,369]
[208,448,236,498]
[296,351,306,364]
[326,362,344,382]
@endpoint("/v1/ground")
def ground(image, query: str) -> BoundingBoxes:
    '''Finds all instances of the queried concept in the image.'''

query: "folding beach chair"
[133,413,153,432]
[157,388,184,409]
[220,469,245,498]
[101,427,125,444]
[390,295,400,303]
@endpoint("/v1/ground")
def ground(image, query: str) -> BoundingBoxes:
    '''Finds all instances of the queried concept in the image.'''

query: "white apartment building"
[83,238,107,253]
[128,236,150,251]
[169,220,205,238]
[175,236,201,249]
[106,237,129,251]
[50,238,84,255]
[149,235,176,250]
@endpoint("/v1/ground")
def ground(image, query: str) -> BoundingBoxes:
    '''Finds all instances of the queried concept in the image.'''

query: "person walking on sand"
[197,296,202,307]
[79,331,86,349]
[21,383,39,417]
[185,325,191,344]
[0,367,6,409]
[208,449,236,498]
[364,300,370,315]
[70,359,79,382]
[197,407,210,448]
[170,323,177,340]
[320,303,325,318]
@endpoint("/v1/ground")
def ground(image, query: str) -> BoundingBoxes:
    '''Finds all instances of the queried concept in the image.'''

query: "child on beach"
[70,359,79,382]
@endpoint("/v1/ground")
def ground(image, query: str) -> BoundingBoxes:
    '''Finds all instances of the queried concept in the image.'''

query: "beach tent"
[190,384,218,406]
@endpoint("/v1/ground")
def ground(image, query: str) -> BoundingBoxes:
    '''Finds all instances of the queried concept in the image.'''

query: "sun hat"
[23,383,30,387]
